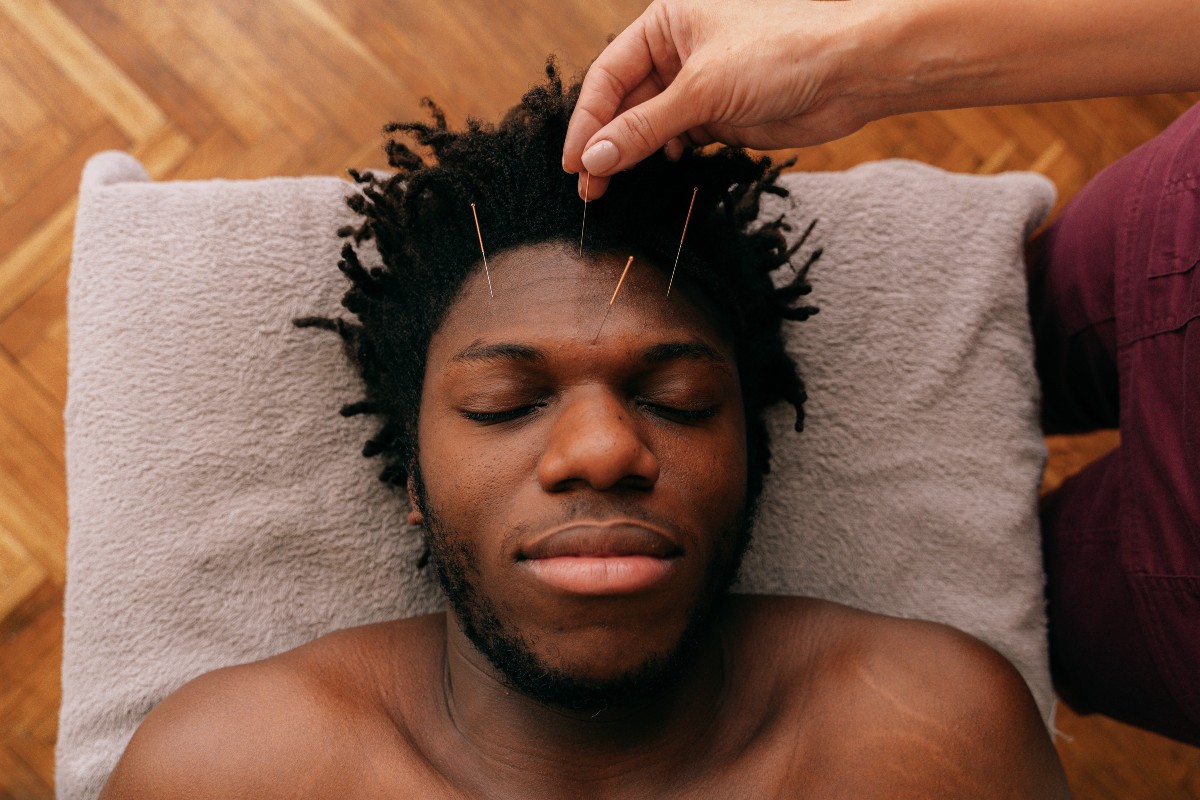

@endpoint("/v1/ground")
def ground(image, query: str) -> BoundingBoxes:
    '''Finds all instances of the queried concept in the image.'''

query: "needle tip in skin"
[579,172,591,257]
[595,256,635,342]
[666,187,698,299]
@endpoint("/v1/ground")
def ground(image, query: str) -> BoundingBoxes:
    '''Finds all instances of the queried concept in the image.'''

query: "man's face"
[413,241,750,710]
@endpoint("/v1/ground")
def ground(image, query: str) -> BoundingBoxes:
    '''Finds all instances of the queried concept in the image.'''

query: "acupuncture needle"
[593,256,634,342]
[470,202,494,298]
[666,187,698,298]
[579,172,591,256]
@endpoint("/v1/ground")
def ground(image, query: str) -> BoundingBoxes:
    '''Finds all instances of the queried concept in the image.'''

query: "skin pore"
[99,242,1070,799]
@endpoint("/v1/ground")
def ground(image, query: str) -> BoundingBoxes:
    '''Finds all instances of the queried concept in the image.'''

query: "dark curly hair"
[295,58,820,509]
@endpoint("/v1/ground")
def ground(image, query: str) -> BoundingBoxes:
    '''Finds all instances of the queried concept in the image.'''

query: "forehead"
[426,241,734,367]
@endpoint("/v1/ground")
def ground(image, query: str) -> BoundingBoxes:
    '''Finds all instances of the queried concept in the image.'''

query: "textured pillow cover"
[60,150,1055,799]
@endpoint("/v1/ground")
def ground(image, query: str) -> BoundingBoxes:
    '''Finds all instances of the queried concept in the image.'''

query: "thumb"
[580,79,701,176]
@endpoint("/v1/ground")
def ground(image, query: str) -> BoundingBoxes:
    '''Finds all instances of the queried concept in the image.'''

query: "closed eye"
[460,403,544,424]
[640,402,719,423]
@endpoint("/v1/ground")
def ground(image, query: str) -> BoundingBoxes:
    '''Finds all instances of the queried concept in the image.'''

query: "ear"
[406,474,425,527]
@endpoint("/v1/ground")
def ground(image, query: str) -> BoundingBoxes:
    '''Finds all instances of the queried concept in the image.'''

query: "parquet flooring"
[0,1,1197,797]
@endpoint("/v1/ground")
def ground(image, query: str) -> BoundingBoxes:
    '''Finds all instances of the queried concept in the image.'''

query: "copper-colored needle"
[579,172,591,257]
[666,186,698,298]
[594,256,634,342]
[470,202,494,298]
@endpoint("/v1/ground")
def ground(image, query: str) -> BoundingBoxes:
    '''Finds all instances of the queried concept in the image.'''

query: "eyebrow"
[450,342,547,365]
[450,339,729,371]
[641,341,728,368]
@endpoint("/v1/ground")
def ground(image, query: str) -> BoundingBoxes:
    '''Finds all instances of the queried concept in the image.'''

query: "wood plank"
[0,10,105,141]
[344,137,394,175]
[1056,704,1200,800]
[1084,95,1183,155]
[217,0,405,143]
[51,0,224,144]
[0,350,63,467]
[11,312,66,410]
[0,638,60,791]
[169,124,304,180]
[0,198,72,321]
[0,259,69,418]
[0,414,67,582]
[977,137,1020,174]
[0,577,62,796]
[0,562,63,800]
[0,121,127,258]
[1029,139,1068,176]
[0,524,47,624]
[0,398,65,518]
[0,255,66,362]
[288,127,363,178]
[160,3,329,139]
[1042,431,1120,495]
[164,120,355,181]
[935,107,1017,163]
[0,0,166,143]
[0,46,53,144]
[0,744,51,800]
[91,0,275,142]
[287,0,415,93]
[128,122,193,179]
[0,124,73,207]
[315,0,645,122]
[988,105,1067,161]
[0,579,62,716]
[164,125,256,181]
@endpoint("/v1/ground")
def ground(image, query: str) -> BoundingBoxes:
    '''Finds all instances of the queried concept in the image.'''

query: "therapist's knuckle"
[593,64,634,105]
[618,107,664,153]
[676,64,715,113]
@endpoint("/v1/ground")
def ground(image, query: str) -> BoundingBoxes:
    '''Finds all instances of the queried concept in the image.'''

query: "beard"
[411,464,756,714]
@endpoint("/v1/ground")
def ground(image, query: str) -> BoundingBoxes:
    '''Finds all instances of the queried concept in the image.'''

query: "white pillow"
[60,151,1055,800]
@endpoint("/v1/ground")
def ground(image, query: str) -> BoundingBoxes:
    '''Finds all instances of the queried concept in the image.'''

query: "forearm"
[843,0,1200,119]
[564,0,1200,192]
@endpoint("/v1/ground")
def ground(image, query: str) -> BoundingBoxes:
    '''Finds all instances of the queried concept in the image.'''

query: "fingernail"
[664,138,684,162]
[581,140,619,174]
[562,154,569,173]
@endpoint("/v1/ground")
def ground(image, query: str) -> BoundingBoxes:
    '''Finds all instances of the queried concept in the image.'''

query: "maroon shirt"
[1028,100,1200,745]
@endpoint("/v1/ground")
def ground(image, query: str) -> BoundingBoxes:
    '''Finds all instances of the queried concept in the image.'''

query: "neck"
[437,609,729,790]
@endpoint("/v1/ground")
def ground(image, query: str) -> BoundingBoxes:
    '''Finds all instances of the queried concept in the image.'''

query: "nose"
[537,388,660,493]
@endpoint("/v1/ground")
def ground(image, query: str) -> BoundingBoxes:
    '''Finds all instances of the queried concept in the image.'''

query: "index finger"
[562,15,657,174]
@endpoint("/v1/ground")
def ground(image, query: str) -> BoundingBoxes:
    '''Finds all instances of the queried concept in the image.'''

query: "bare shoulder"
[99,656,330,799]
[828,604,1069,799]
[99,615,446,800]
[731,596,1070,799]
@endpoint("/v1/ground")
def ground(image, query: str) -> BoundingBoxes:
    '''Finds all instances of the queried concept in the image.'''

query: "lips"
[517,522,682,595]
[520,524,682,559]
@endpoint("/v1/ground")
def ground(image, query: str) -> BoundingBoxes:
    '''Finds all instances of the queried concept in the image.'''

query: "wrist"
[811,0,968,127]
[787,0,905,129]
[835,0,1200,115]
[849,0,1004,117]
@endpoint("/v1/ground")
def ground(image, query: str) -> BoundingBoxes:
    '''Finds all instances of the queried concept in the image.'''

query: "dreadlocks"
[295,57,819,508]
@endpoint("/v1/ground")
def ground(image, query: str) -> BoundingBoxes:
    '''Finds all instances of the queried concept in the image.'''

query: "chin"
[482,615,711,713]
[450,582,724,712]
[531,619,694,678]
[421,488,755,711]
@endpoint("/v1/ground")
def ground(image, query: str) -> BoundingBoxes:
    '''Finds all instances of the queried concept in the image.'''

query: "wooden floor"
[0,0,1197,796]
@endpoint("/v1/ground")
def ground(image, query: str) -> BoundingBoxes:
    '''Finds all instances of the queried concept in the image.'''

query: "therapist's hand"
[562,0,878,199]
[563,0,1200,200]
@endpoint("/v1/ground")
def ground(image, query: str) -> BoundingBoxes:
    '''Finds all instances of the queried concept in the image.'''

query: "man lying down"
[100,63,1068,799]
